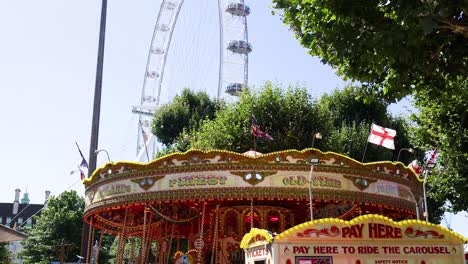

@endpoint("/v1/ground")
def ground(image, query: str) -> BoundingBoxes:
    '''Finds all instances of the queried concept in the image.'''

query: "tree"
[270,0,466,221]
[318,86,389,127]
[20,191,84,264]
[152,88,223,146]
[410,77,468,214]
[0,243,9,263]
[190,83,412,162]
[191,82,331,153]
[271,0,467,102]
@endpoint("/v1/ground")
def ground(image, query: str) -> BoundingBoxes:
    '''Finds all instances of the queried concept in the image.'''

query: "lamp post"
[422,162,436,222]
[95,149,112,174]
[83,0,107,260]
[311,132,322,148]
[308,158,320,221]
[95,149,111,162]
[397,148,414,162]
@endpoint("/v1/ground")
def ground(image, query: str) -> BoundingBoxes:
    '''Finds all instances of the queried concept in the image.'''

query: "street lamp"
[397,148,414,162]
[95,149,112,174]
[308,158,320,221]
[422,162,436,222]
[95,149,111,162]
[311,132,322,148]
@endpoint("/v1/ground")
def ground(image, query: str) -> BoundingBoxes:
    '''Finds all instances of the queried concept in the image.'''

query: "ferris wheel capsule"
[157,24,170,31]
[226,3,250,16]
[225,83,245,96]
[227,40,252,54]
[164,1,176,10]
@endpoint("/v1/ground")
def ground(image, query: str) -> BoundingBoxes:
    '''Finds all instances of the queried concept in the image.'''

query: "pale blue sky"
[0,1,465,237]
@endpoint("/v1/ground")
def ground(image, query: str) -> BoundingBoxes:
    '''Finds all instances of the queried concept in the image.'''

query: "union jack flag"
[424,148,438,164]
[251,113,273,140]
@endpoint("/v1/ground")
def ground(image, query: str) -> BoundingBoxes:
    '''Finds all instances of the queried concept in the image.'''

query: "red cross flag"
[367,123,396,150]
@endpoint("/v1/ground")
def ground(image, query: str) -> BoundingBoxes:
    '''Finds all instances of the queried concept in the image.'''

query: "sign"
[169,175,227,187]
[86,166,418,209]
[194,238,204,250]
[242,215,467,264]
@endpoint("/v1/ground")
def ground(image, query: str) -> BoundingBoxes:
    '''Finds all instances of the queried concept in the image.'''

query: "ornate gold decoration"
[131,176,164,191]
[181,155,211,165]
[230,171,277,185]
[84,149,424,187]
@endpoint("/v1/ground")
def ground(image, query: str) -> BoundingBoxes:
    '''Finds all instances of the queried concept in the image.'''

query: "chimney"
[13,189,20,215]
[45,190,51,202]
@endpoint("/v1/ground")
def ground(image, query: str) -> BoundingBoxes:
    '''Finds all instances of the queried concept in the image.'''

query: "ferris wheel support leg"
[217,0,224,99]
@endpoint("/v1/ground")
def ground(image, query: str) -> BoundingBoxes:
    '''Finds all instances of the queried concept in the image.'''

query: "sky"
[0,1,466,237]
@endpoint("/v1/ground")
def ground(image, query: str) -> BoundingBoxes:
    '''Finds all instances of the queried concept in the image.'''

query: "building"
[0,189,50,263]
[0,189,49,230]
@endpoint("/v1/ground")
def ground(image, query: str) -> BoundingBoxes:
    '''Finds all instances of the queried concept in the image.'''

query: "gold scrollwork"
[230,171,277,185]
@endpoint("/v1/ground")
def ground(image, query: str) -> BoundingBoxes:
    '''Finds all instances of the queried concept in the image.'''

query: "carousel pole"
[94,231,105,263]
[166,224,175,264]
[146,221,154,264]
[116,208,129,264]
[140,206,152,264]
[139,208,147,263]
[197,202,207,264]
[161,222,168,264]
[86,217,94,263]
[210,204,220,264]
[129,238,135,264]
[90,225,96,260]
[250,199,254,230]
[151,240,159,264]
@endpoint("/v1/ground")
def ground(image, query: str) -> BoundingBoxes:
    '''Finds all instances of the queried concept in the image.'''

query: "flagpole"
[362,123,373,162]
[361,141,369,163]
[253,135,257,156]
[144,141,150,162]
[139,121,151,162]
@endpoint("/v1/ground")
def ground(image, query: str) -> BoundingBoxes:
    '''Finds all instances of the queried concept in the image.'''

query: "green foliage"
[20,191,84,264]
[410,77,468,213]
[0,243,9,262]
[323,121,390,162]
[190,83,411,163]
[152,88,223,146]
[271,0,467,102]
[108,237,158,263]
[318,86,389,126]
[191,82,330,153]
[95,233,115,264]
[271,0,467,218]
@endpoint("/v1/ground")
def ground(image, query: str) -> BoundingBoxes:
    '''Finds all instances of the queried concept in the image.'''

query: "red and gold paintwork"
[82,149,424,263]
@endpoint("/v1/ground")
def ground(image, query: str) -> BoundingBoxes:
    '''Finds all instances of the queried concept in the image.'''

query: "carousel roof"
[83,148,423,187]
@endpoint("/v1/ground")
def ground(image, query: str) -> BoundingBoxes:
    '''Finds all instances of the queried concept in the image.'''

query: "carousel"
[82,149,424,263]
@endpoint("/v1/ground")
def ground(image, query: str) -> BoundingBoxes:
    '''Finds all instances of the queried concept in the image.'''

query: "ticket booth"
[241,228,274,264]
[241,214,468,264]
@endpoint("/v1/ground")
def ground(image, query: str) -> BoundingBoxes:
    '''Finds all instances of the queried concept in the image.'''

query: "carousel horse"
[174,250,197,264]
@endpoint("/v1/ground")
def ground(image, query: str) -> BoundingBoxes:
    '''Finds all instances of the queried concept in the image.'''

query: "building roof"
[0,224,27,242]
[0,203,43,227]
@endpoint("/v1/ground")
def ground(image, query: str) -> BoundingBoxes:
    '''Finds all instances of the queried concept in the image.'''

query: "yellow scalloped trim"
[82,148,423,185]
[274,214,468,243]
[240,228,273,249]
